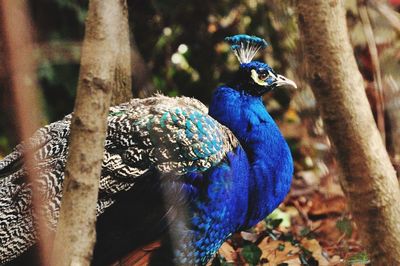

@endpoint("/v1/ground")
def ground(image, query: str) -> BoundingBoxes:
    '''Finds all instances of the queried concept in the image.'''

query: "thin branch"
[383,75,400,156]
[370,0,400,35]
[358,3,386,143]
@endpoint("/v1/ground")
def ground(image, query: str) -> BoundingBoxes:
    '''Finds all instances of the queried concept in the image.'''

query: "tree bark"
[110,0,132,105]
[296,1,400,264]
[51,1,129,265]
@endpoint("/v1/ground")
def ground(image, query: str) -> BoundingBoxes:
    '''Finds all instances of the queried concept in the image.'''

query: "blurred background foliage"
[0,0,302,154]
[0,0,399,160]
[0,0,399,263]
[0,0,397,137]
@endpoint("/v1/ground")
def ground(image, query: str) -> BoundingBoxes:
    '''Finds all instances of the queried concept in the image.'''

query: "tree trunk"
[51,1,129,265]
[110,0,132,105]
[0,1,50,264]
[296,1,400,264]
[131,37,156,98]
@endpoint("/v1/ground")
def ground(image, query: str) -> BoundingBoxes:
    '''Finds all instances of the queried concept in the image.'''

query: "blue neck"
[209,86,293,227]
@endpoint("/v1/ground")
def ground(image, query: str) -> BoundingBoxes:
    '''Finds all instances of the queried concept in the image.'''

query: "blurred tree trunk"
[51,1,130,265]
[384,77,400,157]
[131,37,156,98]
[296,0,400,264]
[0,1,50,264]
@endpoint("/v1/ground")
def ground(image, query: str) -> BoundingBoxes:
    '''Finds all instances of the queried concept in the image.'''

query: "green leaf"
[300,227,316,239]
[152,76,166,91]
[265,208,291,228]
[0,135,10,156]
[38,60,55,84]
[221,261,235,266]
[336,217,352,237]
[300,227,311,237]
[347,251,370,265]
[241,244,262,265]
[168,89,179,97]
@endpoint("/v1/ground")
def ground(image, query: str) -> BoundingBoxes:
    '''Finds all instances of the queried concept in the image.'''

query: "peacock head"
[225,34,297,96]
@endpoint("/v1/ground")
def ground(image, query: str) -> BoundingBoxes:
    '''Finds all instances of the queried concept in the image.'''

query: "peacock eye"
[258,73,269,81]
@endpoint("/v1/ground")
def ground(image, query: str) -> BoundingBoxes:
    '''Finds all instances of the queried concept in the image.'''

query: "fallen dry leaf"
[254,220,267,234]
[301,238,330,265]
[258,238,300,265]
[309,193,347,216]
[314,218,344,243]
[297,170,320,186]
[218,242,237,263]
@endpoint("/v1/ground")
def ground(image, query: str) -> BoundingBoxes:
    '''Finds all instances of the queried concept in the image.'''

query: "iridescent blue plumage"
[0,35,296,266]
[225,34,268,64]
[209,86,293,226]
[167,35,296,265]
[225,34,268,50]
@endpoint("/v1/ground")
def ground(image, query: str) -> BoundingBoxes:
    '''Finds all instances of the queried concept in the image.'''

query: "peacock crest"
[225,34,268,64]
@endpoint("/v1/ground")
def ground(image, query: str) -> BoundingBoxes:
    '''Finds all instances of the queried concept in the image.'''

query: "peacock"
[0,34,296,266]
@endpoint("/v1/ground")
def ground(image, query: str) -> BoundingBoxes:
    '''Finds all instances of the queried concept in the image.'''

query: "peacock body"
[0,35,295,265]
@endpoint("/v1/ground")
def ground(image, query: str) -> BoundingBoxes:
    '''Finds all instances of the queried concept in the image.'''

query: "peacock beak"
[274,74,297,89]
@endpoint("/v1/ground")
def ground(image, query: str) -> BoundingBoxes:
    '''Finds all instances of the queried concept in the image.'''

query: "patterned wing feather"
[0,95,239,264]
[0,117,70,264]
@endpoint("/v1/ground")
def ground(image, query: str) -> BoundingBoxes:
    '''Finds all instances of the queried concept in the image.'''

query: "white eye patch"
[251,69,269,86]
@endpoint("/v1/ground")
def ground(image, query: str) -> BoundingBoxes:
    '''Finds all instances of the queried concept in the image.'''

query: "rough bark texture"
[0,1,50,264]
[51,1,128,265]
[110,0,132,105]
[296,1,400,264]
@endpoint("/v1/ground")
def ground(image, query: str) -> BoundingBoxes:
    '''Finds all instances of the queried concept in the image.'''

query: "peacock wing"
[0,95,240,264]
[0,116,71,264]
[99,95,239,197]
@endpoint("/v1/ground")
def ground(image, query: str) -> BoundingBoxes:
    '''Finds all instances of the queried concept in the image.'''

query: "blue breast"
[209,86,293,227]
[183,146,251,265]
